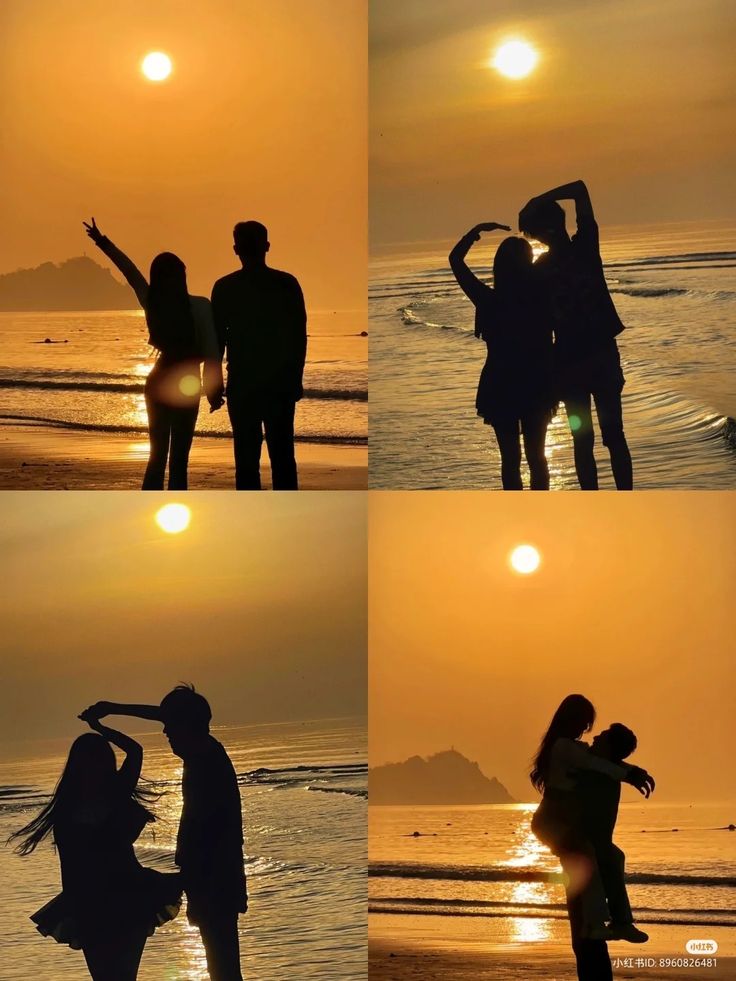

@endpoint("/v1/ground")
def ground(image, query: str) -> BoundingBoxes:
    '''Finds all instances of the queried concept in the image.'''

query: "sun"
[155,503,191,534]
[491,40,538,80]
[141,51,173,83]
[510,544,541,575]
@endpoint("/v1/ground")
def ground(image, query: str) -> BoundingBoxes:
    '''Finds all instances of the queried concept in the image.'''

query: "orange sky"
[369,492,735,803]
[0,0,366,310]
[370,0,735,250]
[0,493,366,747]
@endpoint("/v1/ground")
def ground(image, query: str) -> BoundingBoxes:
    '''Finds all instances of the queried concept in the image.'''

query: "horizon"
[0,0,367,311]
[369,493,735,804]
[370,0,734,249]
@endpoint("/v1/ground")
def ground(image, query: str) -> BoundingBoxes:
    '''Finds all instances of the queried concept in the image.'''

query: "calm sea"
[369,802,736,954]
[0,717,367,981]
[0,310,367,446]
[369,221,736,489]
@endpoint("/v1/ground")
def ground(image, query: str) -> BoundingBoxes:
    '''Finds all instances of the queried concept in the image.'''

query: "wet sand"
[369,918,734,980]
[0,424,367,490]
[370,937,733,980]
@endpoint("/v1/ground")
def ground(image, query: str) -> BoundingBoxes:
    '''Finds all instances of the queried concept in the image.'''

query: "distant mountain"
[369,748,515,805]
[0,256,138,311]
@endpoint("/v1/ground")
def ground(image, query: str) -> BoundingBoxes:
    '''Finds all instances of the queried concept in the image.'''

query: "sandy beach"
[370,927,735,980]
[0,423,367,490]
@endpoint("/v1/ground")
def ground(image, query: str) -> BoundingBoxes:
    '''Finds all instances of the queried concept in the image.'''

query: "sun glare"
[141,51,173,82]
[491,40,538,80]
[510,544,541,575]
[155,503,191,534]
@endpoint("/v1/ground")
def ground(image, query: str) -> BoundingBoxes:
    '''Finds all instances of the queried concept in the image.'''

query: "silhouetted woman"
[449,222,556,489]
[83,218,224,490]
[529,694,652,979]
[10,715,181,980]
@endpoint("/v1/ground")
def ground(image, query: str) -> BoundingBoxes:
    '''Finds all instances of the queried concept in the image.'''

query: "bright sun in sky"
[155,503,191,534]
[510,544,541,575]
[491,40,538,79]
[141,51,173,82]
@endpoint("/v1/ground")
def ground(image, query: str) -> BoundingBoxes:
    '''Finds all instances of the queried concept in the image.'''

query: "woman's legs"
[521,411,550,490]
[492,421,523,490]
[83,928,147,981]
[168,402,200,490]
[143,379,170,491]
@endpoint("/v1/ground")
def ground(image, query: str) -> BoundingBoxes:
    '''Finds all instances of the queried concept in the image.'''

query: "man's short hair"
[608,722,637,762]
[521,200,566,237]
[160,684,211,733]
[233,221,268,254]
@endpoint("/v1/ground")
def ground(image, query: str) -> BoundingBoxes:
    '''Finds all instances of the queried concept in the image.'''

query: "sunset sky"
[0,493,366,748]
[0,0,366,310]
[369,493,735,803]
[370,0,735,251]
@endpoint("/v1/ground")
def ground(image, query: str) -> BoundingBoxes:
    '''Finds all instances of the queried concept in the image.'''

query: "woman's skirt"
[30,868,183,950]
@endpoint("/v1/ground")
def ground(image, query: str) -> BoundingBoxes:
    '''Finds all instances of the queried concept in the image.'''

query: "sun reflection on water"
[501,807,554,943]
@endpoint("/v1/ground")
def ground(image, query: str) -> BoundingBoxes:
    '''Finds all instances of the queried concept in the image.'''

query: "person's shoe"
[610,923,649,943]
[587,924,616,941]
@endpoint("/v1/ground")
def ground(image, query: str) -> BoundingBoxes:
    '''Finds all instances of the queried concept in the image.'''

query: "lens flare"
[155,503,191,534]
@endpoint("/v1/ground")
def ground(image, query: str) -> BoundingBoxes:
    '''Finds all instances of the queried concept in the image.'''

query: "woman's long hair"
[145,252,198,361]
[530,694,596,794]
[492,236,534,295]
[9,733,157,856]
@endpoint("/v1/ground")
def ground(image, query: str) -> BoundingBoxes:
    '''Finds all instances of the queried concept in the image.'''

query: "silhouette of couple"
[449,180,633,491]
[12,685,247,981]
[83,218,307,491]
[530,694,655,981]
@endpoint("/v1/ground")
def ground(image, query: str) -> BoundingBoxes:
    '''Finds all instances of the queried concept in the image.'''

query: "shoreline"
[0,423,367,490]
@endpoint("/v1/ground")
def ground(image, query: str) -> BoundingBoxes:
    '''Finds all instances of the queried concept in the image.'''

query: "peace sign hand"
[83,217,104,245]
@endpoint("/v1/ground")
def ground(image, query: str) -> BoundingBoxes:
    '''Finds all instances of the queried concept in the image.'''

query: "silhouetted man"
[569,723,649,981]
[84,686,247,981]
[519,181,633,490]
[211,221,307,490]
[581,724,648,943]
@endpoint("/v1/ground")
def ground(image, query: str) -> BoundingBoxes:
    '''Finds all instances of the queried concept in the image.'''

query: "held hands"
[82,217,104,245]
[79,700,114,722]
[78,708,104,733]
[208,386,226,413]
[626,765,656,798]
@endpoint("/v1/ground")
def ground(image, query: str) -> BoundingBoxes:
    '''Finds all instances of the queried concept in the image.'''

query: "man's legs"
[199,912,243,981]
[594,387,633,491]
[263,398,298,490]
[566,876,614,981]
[598,842,634,926]
[227,395,264,490]
[563,393,598,490]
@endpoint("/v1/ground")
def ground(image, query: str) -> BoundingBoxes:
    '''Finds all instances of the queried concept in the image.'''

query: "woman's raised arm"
[83,217,149,308]
[449,222,510,305]
[79,710,143,794]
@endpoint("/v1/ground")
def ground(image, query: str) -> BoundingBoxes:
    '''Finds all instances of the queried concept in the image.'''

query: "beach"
[0,423,367,490]
[0,717,368,981]
[0,307,367,490]
[370,932,734,980]
[369,801,736,980]
[369,220,736,489]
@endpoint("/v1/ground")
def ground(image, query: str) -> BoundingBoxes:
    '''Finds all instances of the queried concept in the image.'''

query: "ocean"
[369,801,736,954]
[0,309,367,447]
[0,717,367,981]
[369,221,736,489]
